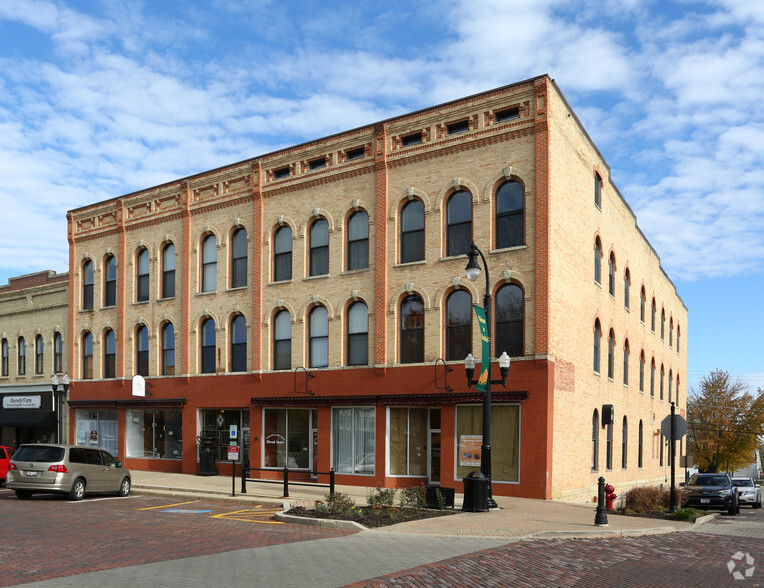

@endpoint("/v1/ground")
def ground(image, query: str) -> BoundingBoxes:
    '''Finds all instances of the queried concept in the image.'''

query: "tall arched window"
[104,254,116,307]
[495,283,523,357]
[347,211,369,271]
[661,308,665,340]
[230,314,247,372]
[400,200,424,263]
[651,298,656,332]
[273,225,292,282]
[347,301,368,366]
[623,339,629,386]
[592,409,599,470]
[594,172,602,208]
[400,295,424,364]
[446,290,471,361]
[1,338,8,376]
[53,332,62,373]
[35,334,44,374]
[104,328,116,379]
[639,351,645,392]
[594,237,602,284]
[660,364,665,400]
[446,190,472,257]
[640,287,646,322]
[638,420,644,468]
[162,242,176,299]
[82,259,94,310]
[677,325,681,353]
[201,234,217,292]
[624,268,630,309]
[309,218,329,276]
[136,325,149,376]
[230,228,248,288]
[608,252,616,296]
[669,317,674,347]
[669,369,673,403]
[273,310,291,370]
[676,375,681,405]
[162,322,175,375]
[201,318,216,373]
[650,358,655,397]
[622,417,628,469]
[495,180,523,249]
[309,306,329,368]
[17,337,25,375]
[82,331,93,379]
[593,319,601,373]
[607,329,615,379]
[136,247,150,302]
[606,420,613,470]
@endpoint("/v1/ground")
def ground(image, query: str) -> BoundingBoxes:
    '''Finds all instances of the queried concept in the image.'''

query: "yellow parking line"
[138,500,200,510]
[210,508,284,524]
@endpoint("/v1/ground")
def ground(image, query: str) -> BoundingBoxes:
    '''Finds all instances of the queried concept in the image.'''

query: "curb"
[274,512,368,531]
[132,486,286,507]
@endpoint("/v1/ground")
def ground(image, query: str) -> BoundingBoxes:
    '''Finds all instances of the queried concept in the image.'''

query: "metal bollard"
[283,466,290,498]
[329,468,335,497]
[594,476,609,526]
[241,464,247,494]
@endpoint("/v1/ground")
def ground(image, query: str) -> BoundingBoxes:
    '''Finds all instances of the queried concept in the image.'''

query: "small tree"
[687,370,764,473]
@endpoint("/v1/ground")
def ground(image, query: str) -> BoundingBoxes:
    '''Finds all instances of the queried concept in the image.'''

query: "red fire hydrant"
[605,484,617,511]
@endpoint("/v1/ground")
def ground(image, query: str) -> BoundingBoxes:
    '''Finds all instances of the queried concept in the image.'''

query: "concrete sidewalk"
[130,469,705,540]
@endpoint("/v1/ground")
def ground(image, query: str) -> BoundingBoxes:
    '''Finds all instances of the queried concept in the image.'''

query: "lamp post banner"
[473,304,489,392]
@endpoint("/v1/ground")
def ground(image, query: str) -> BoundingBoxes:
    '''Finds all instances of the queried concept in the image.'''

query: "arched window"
[136,247,150,302]
[136,325,149,376]
[638,420,644,468]
[607,329,615,379]
[651,298,656,332]
[347,211,369,271]
[594,237,602,284]
[446,190,472,257]
[104,329,116,379]
[104,254,116,307]
[606,419,613,470]
[1,338,8,376]
[273,225,292,282]
[640,287,646,323]
[309,218,329,276]
[594,172,602,208]
[669,369,673,403]
[669,317,673,347]
[661,308,665,340]
[400,200,424,263]
[623,339,629,386]
[82,259,94,310]
[82,331,93,379]
[162,323,175,375]
[200,318,216,373]
[400,295,424,364]
[624,269,630,309]
[593,319,601,373]
[495,180,523,249]
[201,234,217,292]
[677,325,681,353]
[660,365,665,400]
[639,351,645,392]
[495,283,523,357]
[17,337,25,375]
[347,301,368,366]
[592,409,599,470]
[608,252,616,297]
[35,334,44,375]
[53,332,62,373]
[622,417,628,469]
[273,310,291,370]
[230,314,247,372]
[230,228,248,288]
[309,306,329,368]
[446,290,471,361]
[162,243,176,299]
[650,358,655,397]
[676,375,681,405]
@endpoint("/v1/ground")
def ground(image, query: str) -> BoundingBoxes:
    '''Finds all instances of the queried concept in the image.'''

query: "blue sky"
[0,0,762,392]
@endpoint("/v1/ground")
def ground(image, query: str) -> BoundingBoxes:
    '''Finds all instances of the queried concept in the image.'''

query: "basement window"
[346,147,365,161]
[446,120,469,135]
[309,157,326,170]
[401,132,422,147]
[273,167,290,180]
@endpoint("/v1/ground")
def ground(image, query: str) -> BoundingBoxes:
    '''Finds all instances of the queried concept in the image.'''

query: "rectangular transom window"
[346,147,365,161]
[273,167,290,179]
[401,132,422,147]
[446,120,469,135]
[495,107,519,122]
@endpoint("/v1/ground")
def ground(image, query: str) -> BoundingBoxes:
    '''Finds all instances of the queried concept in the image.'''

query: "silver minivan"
[7,444,131,501]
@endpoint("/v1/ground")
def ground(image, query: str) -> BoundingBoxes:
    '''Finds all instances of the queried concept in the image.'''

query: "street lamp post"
[464,242,511,509]
[51,373,70,444]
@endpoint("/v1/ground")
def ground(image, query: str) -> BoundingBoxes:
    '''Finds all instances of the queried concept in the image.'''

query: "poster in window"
[459,434,482,467]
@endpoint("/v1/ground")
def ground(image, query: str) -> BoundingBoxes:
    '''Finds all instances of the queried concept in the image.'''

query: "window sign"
[459,435,482,467]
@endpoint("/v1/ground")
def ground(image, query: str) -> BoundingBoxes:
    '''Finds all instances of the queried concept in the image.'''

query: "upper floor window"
[104,254,116,307]
[676,375,681,405]
[638,420,644,468]
[592,409,599,470]
[660,365,665,400]
[273,225,292,282]
[309,218,329,276]
[661,309,666,340]
[309,305,329,368]
[650,359,655,397]
[606,420,613,470]
[639,351,645,392]
[622,417,628,469]
[446,290,472,361]
[400,200,424,263]
[401,132,422,147]
[669,318,674,347]
[82,331,93,380]
[400,295,424,364]
[1,338,8,376]
[230,314,247,372]
[495,283,524,357]
[593,319,601,374]
[17,337,25,375]
[136,325,149,376]
[346,146,365,161]
[607,329,615,380]
[446,120,469,135]
[161,322,175,376]
[594,172,602,208]
[624,269,630,309]
[161,243,175,299]
[347,211,369,271]
[53,332,62,373]
[495,107,519,122]
[200,318,216,374]
[608,253,616,297]
[651,299,656,332]
[623,339,629,386]
[230,228,248,288]
[201,234,217,292]
[82,259,94,310]
[495,180,523,249]
[273,310,291,371]
[347,301,369,366]
[677,326,681,353]
[35,334,44,375]
[669,369,673,403]
[594,238,602,284]
[136,248,150,302]
[104,328,116,379]
[446,190,472,257]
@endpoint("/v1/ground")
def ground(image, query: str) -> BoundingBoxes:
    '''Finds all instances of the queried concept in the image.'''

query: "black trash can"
[462,471,489,512]
[197,435,218,476]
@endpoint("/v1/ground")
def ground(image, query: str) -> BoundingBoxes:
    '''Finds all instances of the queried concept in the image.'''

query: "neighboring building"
[0,270,69,447]
[63,74,686,501]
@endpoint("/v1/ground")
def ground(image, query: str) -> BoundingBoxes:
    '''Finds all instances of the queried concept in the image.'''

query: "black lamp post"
[51,373,70,444]
[464,242,511,509]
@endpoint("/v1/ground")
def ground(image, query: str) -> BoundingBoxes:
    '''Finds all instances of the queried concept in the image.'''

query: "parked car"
[732,477,762,508]
[6,444,131,501]
[680,472,739,515]
[0,446,16,485]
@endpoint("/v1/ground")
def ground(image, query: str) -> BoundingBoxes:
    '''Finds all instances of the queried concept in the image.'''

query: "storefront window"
[263,408,311,469]
[74,409,118,457]
[126,410,182,459]
[389,407,427,476]
[200,409,250,462]
[456,405,519,482]
[332,407,375,474]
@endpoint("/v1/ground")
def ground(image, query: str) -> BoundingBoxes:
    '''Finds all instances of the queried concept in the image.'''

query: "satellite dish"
[132,375,146,397]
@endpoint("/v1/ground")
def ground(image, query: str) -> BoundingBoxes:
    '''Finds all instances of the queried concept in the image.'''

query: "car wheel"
[117,477,131,497]
[14,490,32,500]
[68,478,86,501]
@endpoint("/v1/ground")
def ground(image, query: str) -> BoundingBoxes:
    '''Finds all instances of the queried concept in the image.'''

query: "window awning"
[0,410,57,427]
[251,391,527,407]
[68,398,186,409]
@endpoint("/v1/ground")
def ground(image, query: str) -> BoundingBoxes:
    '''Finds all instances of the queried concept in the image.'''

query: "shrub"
[367,487,397,507]
[672,507,704,521]
[400,483,427,509]
[622,485,670,513]
[314,503,330,514]
[326,492,356,516]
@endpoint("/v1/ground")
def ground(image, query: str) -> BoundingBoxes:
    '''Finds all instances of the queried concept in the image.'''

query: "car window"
[7,448,13,458]
[85,449,103,465]
[0,448,6,459]
[69,447,86,464]
[13,446,65,462]
[732,479,754,487]
[100,451,118,468]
